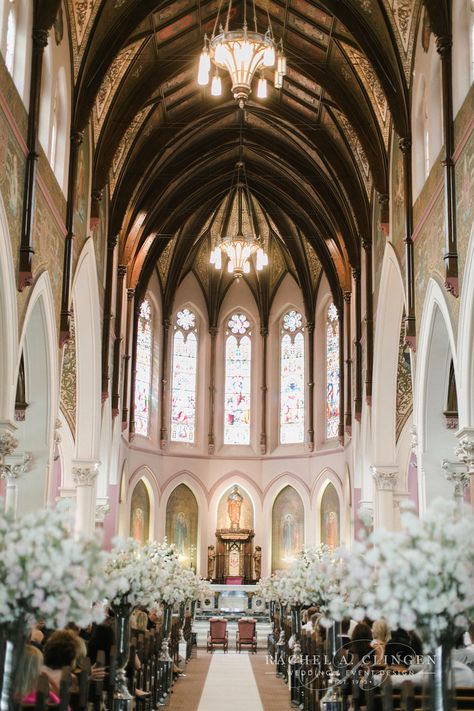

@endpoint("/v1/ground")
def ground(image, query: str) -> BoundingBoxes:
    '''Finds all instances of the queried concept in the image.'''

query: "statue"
[253,546,262,579]
[175,511,188,555]
[227,485,243,530]
[207,545,216,579]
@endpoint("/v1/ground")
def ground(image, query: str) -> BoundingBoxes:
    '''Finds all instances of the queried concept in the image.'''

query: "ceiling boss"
[197,0,287,107]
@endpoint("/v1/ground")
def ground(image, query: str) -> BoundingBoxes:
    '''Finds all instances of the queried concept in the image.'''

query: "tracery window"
[171,308,198,443]
[280,310,305,444]
[224,313,251,445]
[134,299,153,437]
[326,302,340,439]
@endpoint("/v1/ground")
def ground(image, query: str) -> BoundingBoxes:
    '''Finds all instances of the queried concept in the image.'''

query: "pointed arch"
[16,272,58,513]
[414,277,458,511]
[165,482,199,569]
[457,223,474,429]
[372,245,406,465]
[0,190,18,421]
[72,239,101,462]
[270,484,305,573]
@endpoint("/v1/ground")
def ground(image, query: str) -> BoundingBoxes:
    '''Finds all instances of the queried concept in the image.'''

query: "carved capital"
[455,428,474,474]
[0,430,19,457]
[260,327,269,337]
[371,466,398,491]
[117,264,127,278]
[71,130,84,148]
[435,34,452,57]
[343,291,351,303]
[377,193,389,207]
[32,29,49,49]
[442,460,470,497]
[361,237,371,251]
[352,268,361,281]
[107,234,118,250]
[209,326,219,337]
[127,288,135,302]
[72,462,99,486]
[95,502,110,524]
[0,452,32,481]
[399,137,411,154]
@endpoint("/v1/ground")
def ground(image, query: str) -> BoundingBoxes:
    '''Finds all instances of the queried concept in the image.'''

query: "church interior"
[0,0,474,709]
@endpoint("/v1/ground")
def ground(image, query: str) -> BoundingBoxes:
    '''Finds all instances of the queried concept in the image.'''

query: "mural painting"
[271,485,304,572]
[320,483,340,549]
[130,479,151,544]
[165,483,198,567]
[216,484,254,531]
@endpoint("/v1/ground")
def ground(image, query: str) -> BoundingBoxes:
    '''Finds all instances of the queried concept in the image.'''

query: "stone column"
[441,460,470,508]
[72,461,99,536]
[95,500,110,528]
[371,466,398,530]
[0,452,32,516]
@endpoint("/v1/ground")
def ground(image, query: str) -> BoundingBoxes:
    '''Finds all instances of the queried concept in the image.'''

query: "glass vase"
[428,640,454,711]
[290,604,302,638]
[0,623,28,711]
[111,600,134,711]
[162,602,173,638]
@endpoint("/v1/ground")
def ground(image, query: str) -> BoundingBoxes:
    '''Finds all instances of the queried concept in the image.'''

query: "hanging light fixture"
[209,112,268,277]
[197,0,286,107]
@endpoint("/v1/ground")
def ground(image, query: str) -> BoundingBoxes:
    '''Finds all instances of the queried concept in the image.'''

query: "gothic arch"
[457,223,474,430]
[414,277,458,511]
[371,245,406,467]
[16,272,58,513]
[0,190,18,422]
[72,239,102,463]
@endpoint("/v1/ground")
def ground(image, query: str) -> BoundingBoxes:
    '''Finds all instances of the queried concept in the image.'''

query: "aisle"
[169,651,292,711]
[197,652,263,711]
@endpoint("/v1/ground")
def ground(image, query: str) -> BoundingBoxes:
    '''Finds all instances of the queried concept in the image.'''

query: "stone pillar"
[95,500,110,528]
[441,460,470,508]
[72,461,99,536]
[1,452,32,516]
[371,466,398,530]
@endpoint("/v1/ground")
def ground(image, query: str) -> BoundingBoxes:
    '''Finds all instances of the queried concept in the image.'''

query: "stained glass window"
[326,302,340,439]
[171,308,198,443]
[134,299,153,437]
[280,310,305,444]
[224,313,251,445]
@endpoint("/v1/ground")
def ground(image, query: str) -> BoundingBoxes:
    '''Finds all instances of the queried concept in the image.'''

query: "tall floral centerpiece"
[329,499,474,711]
[105,538,167,710]
[0,503,110,711]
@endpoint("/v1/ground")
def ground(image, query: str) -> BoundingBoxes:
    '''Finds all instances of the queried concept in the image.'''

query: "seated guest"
[15,645,60,705]
[384,627,413,670]
[371,619,391,666]
[87,619,115,666]
[350,622,374,664]
[27,623,45,651]
[454,629,474,671]
[131,610,148,633]
[42,630,82,695]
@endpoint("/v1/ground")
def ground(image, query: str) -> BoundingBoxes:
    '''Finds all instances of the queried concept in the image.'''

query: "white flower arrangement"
[0,503,110,630]
[105,538,167,609]
[329,499,474,647]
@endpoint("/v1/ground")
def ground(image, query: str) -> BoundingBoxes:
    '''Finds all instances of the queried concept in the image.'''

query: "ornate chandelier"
[197,0,286,107]
[210,121,268,278]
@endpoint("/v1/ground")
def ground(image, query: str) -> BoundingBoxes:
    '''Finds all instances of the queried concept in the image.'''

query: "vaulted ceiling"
[63,0,436,318]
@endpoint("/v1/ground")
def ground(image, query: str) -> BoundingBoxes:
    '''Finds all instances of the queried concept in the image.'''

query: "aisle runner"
[197,652,264,711]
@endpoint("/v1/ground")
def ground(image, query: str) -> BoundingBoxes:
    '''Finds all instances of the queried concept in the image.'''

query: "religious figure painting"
[320,483,340,549]
[272,485,304,572]
[166,483,198,566]
[216,484,254,531]
[130,479,151,544]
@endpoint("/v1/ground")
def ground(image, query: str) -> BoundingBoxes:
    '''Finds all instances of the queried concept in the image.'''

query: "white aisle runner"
[197,652,264,711]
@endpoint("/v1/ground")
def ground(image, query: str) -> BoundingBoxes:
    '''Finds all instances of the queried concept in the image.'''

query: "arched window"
[224,313,251,445]
[171,308,198,443]
[280,310,305,444]
[326,303,340,439]
[134,299,153,437]
[5,1,16,74]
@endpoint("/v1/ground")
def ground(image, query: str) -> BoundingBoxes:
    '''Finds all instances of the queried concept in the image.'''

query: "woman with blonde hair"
[15,645,60,704]
[371,618,391,666]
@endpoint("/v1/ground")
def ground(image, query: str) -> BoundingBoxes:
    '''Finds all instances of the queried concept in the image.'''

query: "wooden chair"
[236,618,257,653]
[207,618,228,653]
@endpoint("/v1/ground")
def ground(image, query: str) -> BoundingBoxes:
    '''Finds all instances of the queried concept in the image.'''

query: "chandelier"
[210,119,268,277]
[197,0,286,107]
